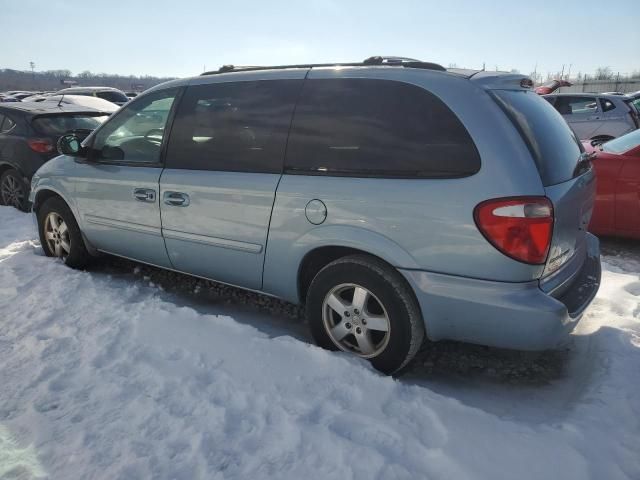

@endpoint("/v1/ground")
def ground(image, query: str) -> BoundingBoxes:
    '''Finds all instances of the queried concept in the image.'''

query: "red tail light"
[27,138,54,153]
[474,197,554,265]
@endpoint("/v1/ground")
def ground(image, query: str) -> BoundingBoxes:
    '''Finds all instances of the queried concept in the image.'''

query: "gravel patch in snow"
[99,256,569,385]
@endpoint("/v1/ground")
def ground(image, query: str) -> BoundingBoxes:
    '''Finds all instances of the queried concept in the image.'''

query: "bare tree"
[594,66,614,80]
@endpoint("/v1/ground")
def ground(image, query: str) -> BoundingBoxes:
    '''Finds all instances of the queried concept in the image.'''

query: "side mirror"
[57,134,84,157]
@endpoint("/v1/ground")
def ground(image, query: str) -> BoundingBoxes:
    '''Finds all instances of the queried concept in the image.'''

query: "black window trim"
[85,86,185,168]
[283,166,476,179]
[282,77,481,179]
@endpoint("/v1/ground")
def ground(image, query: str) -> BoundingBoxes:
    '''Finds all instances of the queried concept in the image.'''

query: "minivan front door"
[160,77,304,289]
[73,88,180,267]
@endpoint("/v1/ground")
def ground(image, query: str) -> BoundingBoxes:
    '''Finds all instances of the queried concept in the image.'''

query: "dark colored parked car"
[0,103,109,210]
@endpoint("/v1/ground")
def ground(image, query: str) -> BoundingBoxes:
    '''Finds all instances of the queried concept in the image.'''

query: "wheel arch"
[263,225,420,304]
[33,187,99,256]
[32,186,73,214]
[0,162,16,177]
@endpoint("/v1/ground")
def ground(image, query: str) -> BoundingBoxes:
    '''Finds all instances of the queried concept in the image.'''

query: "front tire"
[0,169,29,211]
[37,197,90,269]
[306,254,425,375]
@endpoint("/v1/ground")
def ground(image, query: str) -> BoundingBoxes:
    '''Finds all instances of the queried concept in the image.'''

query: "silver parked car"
[30,57,601,374]
[543,92,639,142]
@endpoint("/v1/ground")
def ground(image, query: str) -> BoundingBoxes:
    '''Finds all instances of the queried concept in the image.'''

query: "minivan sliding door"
[160,76,304,289]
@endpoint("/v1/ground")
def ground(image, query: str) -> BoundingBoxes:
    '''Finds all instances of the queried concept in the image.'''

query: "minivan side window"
[285,78,480,178]
[165,80,302,173]
[92,88,178,164]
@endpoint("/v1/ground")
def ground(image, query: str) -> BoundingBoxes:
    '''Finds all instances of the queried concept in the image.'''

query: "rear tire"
[306,254,425,375]
[37,197,90,269]
[0,169,29,211]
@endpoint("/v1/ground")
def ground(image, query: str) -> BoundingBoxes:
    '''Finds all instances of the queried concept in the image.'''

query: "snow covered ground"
[0,205,639,480]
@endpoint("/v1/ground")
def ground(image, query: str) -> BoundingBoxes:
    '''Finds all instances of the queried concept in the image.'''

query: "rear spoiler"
[466,71,535,91]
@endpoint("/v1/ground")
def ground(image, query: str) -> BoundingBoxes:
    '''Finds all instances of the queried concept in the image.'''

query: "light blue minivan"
[30,57,601,374]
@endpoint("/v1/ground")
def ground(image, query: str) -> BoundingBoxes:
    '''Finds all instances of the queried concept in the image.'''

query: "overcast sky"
[2,0,638,79]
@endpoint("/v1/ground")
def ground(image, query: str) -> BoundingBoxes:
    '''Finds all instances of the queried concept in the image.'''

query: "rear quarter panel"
[262,68,547,303]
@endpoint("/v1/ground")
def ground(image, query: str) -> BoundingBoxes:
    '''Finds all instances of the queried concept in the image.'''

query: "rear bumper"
[401,234,601,351]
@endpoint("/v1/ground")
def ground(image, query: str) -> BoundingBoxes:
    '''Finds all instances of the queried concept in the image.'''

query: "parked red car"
[587,129,640,239]
[534,79,572,95]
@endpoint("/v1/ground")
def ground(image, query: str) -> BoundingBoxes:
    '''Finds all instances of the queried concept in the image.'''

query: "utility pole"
[29,61,36,89]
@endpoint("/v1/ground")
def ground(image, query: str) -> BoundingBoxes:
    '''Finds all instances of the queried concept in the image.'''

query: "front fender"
[30,179,79,223]
[262,224,419,304]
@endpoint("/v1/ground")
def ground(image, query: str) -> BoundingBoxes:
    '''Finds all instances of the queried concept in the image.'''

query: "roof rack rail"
[201,56,446,76]
[362,56,421,64]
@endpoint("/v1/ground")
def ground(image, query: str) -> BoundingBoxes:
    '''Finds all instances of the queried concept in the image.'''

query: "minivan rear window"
[286,78,480,178]
[492,90,584,186]
[32,114,109,136]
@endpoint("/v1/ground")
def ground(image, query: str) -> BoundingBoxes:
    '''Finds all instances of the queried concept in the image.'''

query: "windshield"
[97,91,129,103]
[32,114,109,136]
[602,129,640,155]
[492,89,584,186]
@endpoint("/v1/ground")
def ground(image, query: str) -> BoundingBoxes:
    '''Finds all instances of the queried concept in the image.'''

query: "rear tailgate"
[543,169,596,277]
[491,88,596,278]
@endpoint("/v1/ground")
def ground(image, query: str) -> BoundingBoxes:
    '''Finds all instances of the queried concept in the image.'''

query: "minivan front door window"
[92,89,178,163]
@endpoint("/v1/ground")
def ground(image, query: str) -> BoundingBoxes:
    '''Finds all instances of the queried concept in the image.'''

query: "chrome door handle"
[133,188,156,202]
[163,191,190,207]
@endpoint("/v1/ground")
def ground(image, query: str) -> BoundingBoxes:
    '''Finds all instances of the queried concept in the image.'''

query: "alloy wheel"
[1,174,25,209]
[322,283,391,358]
[44,212,71,259]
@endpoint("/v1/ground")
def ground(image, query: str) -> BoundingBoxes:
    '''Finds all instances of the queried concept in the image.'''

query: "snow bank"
[0,206,638,479]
